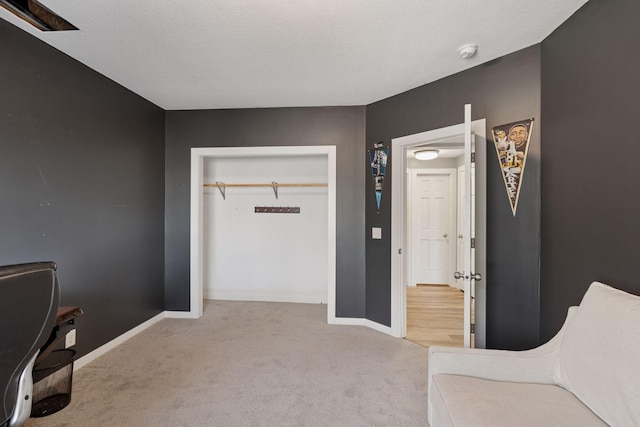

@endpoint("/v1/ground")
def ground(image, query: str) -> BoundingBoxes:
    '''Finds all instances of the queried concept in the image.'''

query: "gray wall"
[365,46,542,350]
[164,107,366,317]
[6,0,637,355]
[0,19,166,358]
[540,0,640,341]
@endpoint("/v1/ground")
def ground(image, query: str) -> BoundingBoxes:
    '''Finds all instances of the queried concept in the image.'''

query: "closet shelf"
[204,181,328,200]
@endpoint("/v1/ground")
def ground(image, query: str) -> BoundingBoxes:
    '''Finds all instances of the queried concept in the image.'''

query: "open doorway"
[404,147,467,347]
[390,110,486,348]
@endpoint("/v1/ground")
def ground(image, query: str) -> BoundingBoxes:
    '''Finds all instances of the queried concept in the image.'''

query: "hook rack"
[204,182,327,200]
[254,206,301,214]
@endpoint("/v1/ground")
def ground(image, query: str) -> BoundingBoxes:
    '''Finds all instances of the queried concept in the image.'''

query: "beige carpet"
[25,300,429,426]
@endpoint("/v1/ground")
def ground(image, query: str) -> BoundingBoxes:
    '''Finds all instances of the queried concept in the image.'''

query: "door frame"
[189,146,337,322]
[406,168,457,288]
[390,119,486,345]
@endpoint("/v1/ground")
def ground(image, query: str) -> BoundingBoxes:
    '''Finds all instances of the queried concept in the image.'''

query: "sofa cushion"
[430,374,606,427]
[555,281,640,427]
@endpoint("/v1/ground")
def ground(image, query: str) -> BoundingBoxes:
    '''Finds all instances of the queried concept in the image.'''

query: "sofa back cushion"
[555,282,640,426]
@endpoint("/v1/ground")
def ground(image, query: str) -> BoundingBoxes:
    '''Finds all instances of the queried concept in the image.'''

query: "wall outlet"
[65,329,76,348]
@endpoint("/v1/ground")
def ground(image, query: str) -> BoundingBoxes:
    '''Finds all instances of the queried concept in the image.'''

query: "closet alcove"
[202,154,329,304]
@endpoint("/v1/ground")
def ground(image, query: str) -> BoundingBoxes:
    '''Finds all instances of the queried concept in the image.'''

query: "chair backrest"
[555,281,640,427]
[0,262,59,426]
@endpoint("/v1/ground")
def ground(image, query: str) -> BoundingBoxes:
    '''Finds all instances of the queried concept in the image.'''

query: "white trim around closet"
[190,146,337,324]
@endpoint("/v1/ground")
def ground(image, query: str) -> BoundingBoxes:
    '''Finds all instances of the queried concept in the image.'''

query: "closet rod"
[203,183,327,188]
[204,182,328,200]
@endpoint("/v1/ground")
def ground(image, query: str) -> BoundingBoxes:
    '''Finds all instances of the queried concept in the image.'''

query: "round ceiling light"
[414,149,439,161]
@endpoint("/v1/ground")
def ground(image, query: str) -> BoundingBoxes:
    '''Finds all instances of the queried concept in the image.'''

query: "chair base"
[8,354,36,427]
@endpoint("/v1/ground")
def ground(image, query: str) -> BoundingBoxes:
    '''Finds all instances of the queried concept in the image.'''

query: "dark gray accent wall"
[366,46,542,349]
[0,19,165,358]
[540,0,640,341]
[164,107,366,317]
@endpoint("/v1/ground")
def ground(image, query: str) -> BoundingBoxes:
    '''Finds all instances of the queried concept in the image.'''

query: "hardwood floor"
[405,284,470,348]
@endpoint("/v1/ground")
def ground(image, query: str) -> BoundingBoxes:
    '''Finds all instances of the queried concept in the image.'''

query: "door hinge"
[471,152,476,163]
[471,238,475,249]
[471,323,475,334]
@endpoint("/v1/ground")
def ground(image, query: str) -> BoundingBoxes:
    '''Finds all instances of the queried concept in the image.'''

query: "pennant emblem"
[491,119,534,216]
[368,143,389,212]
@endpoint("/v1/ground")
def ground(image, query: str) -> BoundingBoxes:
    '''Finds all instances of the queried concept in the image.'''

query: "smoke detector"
[458,43,478,59]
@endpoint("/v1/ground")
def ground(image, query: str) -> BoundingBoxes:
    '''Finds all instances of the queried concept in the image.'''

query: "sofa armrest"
[429,306,576,382]
[429,344,558,384]
[427,306,577,425]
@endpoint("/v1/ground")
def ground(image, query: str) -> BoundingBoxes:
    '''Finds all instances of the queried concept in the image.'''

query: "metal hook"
[216,182,226,200]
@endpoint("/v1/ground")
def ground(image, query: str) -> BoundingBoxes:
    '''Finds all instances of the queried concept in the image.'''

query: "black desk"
[35,306,83,367]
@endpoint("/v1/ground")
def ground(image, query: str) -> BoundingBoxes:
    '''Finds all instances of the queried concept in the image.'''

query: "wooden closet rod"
[203,183,327,188]
[204,181,327,200]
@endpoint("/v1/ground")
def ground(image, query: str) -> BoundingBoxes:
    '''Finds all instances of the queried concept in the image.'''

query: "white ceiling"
[1,0,587,110]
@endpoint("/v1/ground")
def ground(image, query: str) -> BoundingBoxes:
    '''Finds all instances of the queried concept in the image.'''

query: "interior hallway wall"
[0,19,166,358]
[165,107,366,318]
[366,46,542,350]
[540,0,640,341]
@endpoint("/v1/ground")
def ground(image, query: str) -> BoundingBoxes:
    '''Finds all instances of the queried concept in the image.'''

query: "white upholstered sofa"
[428,281,640,427]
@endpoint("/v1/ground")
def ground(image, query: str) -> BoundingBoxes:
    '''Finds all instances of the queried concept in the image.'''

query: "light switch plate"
[372,227,382,240]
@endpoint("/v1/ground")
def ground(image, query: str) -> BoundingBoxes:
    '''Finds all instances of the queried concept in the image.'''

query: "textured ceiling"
[1,0,587,110]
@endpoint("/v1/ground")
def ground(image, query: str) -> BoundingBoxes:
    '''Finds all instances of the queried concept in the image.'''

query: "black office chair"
[1,262,60,427]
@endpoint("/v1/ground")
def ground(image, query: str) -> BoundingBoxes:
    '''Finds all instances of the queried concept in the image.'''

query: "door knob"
[454,271,466,280]
[470,272,482,281]
[458,234,464,239]
[443,233,448,238]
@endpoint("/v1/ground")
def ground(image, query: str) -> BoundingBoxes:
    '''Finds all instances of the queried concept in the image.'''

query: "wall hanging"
[368,142,389,212]
[491,118,534,216]
[254,206,300,214]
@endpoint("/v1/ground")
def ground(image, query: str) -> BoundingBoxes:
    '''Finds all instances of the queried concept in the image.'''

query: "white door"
[459,104,479,348]
[411,173,450,285]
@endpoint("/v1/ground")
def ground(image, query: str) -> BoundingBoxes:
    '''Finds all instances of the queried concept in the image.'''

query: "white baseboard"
[364,319,395,336]
[205,291,327,305]
[164,310,199,319]
[73,312,166,371]
[74,310,397,371]
[329,317,365,326]
[330,316,396,337]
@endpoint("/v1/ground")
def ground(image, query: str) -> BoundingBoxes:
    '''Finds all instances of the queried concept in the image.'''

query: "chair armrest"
[427,306,577,426]
[429,306,576,383]
[429,344,559,384]
[427,346,559,427]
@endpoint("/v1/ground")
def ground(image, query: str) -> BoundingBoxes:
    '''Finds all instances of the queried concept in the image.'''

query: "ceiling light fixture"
[458,43,478,59]
[0,0,77,31]
[414,149,439,161]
